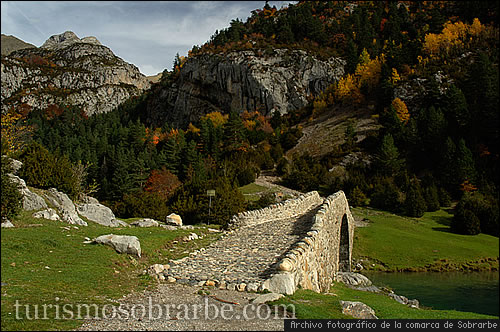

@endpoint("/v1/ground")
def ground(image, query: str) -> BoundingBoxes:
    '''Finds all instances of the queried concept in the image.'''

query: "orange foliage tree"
[144,168,182,200]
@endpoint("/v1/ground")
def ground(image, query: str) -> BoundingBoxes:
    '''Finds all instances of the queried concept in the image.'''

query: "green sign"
[206,190,215,197]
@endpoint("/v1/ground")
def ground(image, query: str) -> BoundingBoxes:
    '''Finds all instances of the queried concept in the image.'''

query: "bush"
[18,141,79,199]
[170,177,246,228]
[237,168,257,187]
[451,202,481,235]
[248,192,277,210]
[423,185,440,212]
[370,177,402,212]
[115,191,170,221]
[453,192,499,236]
[348,186,369,207]
[438,187,452,207]
[404,178,427,218]
[1,156,23,220]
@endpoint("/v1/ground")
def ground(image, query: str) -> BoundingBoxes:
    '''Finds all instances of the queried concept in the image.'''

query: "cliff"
[1,31,150,116]
[146,49,345,127]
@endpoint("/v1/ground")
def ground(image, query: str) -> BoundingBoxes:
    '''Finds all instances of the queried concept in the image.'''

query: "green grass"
[1,211,222,331]
[238,183,267,195]
[352,207,499,271]
[272,282,497,319]
[238,183,269,202]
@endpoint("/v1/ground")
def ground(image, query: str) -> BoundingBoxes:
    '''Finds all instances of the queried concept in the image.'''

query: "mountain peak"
[41,31,102,50]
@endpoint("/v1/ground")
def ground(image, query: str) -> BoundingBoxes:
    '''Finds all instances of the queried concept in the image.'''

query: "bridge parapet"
[228,191,323,229]
[262,190,355,294]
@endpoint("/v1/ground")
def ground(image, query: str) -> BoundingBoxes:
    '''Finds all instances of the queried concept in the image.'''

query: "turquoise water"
[363,271,499,317]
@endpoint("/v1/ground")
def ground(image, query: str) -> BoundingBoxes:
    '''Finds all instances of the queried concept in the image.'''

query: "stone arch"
[338,213,351,272]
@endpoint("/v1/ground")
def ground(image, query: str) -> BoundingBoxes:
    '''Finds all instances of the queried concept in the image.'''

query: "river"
[363,271,499,317]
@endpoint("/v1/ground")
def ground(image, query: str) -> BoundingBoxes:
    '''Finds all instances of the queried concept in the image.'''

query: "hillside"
[1,34,36,56]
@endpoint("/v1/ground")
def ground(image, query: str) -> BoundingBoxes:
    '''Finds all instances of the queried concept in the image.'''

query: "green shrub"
[237,168,257,187]
[453,192,499,236]
[348,186,369,207]
[116,191,170,221]
[451,203,481,235]
[1,156,23,220]
[438,188,452,207]
[370,177,402,212]
[248,192,277,210]
[404,178,427,218]
[18,142,79,199]
[423,185,440,212]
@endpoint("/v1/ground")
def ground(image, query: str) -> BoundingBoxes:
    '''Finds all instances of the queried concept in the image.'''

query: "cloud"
[1,1,294,76]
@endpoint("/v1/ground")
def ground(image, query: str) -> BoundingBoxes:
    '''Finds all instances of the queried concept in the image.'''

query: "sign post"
[206,190,215,224]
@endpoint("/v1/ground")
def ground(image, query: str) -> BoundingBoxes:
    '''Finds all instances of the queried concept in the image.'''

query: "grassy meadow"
[1,210,222,331]
[351,207,499,272]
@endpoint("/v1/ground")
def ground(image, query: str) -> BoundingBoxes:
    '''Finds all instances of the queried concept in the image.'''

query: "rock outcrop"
[146,49,345,127]
[43,188,87,226]
[7,174,48,211]
[76,200,128,227]
[1,31,150,116]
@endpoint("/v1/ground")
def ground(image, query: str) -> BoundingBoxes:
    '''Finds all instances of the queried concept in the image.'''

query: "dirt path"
[76,277,289,331]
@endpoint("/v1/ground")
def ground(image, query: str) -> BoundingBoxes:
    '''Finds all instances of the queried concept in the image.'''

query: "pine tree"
[405,177,427,218]
[376,134,404,176]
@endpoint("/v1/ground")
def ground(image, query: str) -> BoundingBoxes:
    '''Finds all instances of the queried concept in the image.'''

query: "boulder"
[261,273,296,295]
[1,219,15,228]
[388,293,419,308]
[252,293,284,305]
[340,301,378,319]
[165,213,182,226]
[76,202,126,227]
[8,174,48,211]
[335,272,372,287]
[44,188,87,226]
[32,208,60,221]
[130,218,159,227]
[94,234,141,257]
[7,157,23,174]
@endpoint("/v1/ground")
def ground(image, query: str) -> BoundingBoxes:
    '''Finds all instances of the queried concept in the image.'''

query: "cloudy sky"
[1,1,292,76]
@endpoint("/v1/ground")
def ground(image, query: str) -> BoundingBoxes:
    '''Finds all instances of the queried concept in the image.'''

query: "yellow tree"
[391,98,410,124]
[201,111,229,128]
[1,109,33,154]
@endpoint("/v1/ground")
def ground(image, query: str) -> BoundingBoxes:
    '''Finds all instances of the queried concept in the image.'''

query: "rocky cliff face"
[146,49,345,127]
[1,31,150,115]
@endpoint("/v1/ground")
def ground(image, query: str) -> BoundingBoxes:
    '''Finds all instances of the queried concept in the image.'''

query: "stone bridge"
[164,191,354,295]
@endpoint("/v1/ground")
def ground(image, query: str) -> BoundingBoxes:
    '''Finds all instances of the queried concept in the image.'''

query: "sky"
[1,1,293,76]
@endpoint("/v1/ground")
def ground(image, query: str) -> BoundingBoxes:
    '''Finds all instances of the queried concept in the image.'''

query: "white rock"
[32,208,60,221]
[130,218,159,227]
[261,273,296,295]
[94,234,141,257]
[252,293,284,305]
[44,188,87,226]
[166,213,183,226]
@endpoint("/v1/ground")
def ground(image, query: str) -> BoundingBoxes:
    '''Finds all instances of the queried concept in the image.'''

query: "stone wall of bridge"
[228,191,324,229]
[262,191,355,294]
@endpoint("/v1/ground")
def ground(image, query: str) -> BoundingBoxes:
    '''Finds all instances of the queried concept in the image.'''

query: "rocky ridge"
[146,49,345,127]
[1,31,150,115]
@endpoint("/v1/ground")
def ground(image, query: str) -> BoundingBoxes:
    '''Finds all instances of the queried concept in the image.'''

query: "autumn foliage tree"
[391,97,410,124]
[144,167,181,200]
